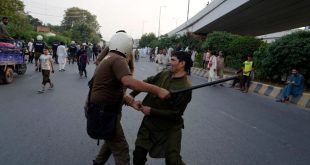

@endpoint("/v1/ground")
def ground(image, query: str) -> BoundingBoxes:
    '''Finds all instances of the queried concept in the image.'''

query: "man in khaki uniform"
[90,31,170,165]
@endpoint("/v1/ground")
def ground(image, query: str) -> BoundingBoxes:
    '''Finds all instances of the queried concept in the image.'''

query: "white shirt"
[39,54,53,70]
[161,54,170,66]
[56,45,68,57]
[28,42,33,52]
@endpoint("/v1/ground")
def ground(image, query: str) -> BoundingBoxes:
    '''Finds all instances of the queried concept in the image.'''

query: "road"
[1,58,310,165]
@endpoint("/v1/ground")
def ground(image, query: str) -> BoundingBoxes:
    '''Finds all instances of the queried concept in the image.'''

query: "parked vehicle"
[0,42,27,84]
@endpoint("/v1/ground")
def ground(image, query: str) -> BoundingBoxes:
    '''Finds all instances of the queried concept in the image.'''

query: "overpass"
[167,0,310,36]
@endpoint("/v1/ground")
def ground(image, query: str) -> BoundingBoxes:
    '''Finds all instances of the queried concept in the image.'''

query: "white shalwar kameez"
[57,45,68,71]
[208,55,218,82]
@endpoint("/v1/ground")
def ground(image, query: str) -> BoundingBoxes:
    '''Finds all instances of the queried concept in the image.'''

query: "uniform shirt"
[33,41,45,53]
[52,43,59,52]
[90,52,131,103]
[68,45,77,56]
[39,54,53,70]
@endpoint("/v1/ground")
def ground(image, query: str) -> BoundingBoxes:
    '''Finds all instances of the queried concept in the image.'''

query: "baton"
[170,76,238,95]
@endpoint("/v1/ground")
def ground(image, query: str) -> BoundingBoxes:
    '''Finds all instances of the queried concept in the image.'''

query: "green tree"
[226,36,263,69]
[61,7,101,43]
[27,14,43,28]
[139,33,157,48]
[202,31,234,55]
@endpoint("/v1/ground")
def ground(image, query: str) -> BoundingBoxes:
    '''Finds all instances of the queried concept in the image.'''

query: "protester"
[276,69,304,102]
[57,42,68,72]
[208,51,218,82]
[128,51,192,165]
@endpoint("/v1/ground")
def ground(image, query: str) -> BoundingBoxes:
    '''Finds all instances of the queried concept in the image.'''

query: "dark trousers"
[241,75,251,91]
[28,52,34,63]
[95,114,130,165]
[79,65,87,77]
[52,51,58,64]
[41,70,51,85]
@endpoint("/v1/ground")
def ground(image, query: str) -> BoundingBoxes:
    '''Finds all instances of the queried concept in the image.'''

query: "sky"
[23,0,211,40]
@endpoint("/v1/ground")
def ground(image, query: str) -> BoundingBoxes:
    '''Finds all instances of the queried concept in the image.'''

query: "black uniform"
[33,41,45,70]
[52,42,59,64]
[68,45,77,64]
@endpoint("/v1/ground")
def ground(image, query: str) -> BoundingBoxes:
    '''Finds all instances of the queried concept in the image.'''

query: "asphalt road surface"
[1,57,310,165]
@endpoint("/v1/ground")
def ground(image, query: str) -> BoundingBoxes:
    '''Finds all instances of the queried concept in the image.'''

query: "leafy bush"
[226,36,263,69]
[46,35,70,46]
[254,31,310,87]
[202,31,235,55]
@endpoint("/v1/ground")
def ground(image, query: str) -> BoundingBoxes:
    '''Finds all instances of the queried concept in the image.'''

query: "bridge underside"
[195,0,310,36]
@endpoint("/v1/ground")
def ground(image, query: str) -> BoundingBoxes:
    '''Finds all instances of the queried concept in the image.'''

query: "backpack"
[86,78,119,145]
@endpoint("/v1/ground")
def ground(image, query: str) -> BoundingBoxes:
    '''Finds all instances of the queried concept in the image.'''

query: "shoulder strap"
[87,77,94,107]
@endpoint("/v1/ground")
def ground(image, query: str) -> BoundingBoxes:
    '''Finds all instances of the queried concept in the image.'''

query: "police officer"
[90,31,170,165]
[51,41,59,64]
[68,41,77,64]
[33,35,46,71]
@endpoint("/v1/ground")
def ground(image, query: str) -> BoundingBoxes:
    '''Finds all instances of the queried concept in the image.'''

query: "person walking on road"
[79,49,89,78]
[51,41,59,64]
[68,41,77,64]
[57,42,68,72]
[33,35,46,71]
[90,31,170,165]
[37,47,54,93]
[208,51,218,82]
[127,51,192,165]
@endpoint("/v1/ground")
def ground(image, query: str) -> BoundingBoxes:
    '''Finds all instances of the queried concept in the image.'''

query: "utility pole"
[158,6,165,37]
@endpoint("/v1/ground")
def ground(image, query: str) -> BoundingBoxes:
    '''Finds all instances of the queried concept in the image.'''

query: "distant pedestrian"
[217,51,225,79]
[77,43,87,73]
[86,44,93,62]
[92,44,100,61]
[79,50,89,78]
[27,39,34,64]
[52,41,59,64]
[37,47,54,93]
[57,42,68,72]
[68,41,77,64]
[208,51,218,82]
[241,55,254,93]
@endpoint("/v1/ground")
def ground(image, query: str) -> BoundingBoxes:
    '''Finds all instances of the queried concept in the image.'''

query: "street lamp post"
[158,6,166,37]
[187,0,190,22]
